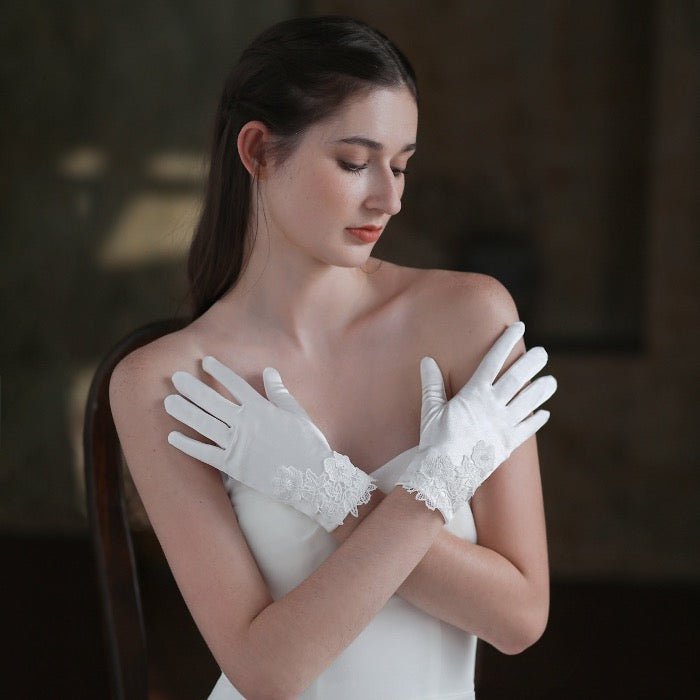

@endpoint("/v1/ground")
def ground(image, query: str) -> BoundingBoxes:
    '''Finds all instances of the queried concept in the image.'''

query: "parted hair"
[185,15,418,320]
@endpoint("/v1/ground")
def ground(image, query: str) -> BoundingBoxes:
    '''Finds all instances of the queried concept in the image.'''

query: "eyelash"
[339,160,407,178]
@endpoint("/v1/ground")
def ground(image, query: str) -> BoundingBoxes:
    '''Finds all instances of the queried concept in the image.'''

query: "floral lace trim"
[271,451,378,528]
[396,440,495,522]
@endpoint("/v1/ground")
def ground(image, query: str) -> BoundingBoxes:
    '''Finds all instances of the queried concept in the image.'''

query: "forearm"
[246,485,444,697]
[395,530,538,653]
[333,487,538,654]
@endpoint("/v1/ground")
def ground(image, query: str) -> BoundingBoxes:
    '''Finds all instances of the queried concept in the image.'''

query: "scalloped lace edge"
[272,450,378,528]
[395,440,496,522]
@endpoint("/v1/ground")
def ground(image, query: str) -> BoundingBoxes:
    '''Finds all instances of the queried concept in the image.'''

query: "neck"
[214,228,379,354]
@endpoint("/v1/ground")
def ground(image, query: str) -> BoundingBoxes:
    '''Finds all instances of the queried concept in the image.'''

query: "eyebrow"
[333,136,417,154]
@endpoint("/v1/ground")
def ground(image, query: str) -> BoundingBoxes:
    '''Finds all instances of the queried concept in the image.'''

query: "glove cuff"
[271,451,378,532]
[395,440,496,523]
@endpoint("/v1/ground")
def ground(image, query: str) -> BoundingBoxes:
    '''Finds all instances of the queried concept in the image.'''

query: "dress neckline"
[365,444,419,477]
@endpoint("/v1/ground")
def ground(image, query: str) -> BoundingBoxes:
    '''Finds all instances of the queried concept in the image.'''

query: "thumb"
[419,356,447,428]
[262,366,312,420]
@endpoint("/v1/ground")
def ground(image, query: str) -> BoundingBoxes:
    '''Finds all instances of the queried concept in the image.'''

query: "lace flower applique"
[272,451,377,528]
[397,440,496,522]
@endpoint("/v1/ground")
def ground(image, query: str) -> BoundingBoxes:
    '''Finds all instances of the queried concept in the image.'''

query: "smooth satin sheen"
[207,445,478,700]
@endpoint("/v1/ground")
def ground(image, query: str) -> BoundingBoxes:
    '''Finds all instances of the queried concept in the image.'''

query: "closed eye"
[338,160,407,178]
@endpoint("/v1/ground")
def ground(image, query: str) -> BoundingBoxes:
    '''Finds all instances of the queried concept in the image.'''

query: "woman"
[109,15,557,699]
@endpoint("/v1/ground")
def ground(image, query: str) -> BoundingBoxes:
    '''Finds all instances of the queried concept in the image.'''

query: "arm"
[332,272,551,654]
[332,438,547,655]
[110,340,445,700]
[248,485,444,696]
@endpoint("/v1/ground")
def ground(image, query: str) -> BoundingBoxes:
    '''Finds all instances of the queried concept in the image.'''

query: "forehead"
[312,87,418,149]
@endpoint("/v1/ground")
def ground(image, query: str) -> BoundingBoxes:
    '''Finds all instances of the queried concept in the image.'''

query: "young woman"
[109,15,557,700]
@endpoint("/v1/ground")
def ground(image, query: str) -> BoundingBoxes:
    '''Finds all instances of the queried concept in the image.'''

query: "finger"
[463,321,525,391]
[492,346,549,404]
[201,355,262,406]
[171,370,239,423]
[164,394,231,448]
[510,409,551,448]
[419,356,447,427]
[506,375,558,424]
[262,366,312,420]
[167,430,225,469]
[264,366,330,447]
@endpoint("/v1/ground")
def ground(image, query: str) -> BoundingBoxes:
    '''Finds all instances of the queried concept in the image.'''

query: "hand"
[396,321,557,523]
[163,356,377,532]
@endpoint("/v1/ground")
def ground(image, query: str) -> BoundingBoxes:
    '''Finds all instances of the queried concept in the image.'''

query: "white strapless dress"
[207,445,479,700]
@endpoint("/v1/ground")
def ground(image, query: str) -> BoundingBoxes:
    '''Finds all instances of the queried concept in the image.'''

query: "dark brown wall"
[1,1,697,581]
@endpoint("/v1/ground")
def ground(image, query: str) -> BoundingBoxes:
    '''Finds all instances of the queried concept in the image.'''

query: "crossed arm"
[243,429,548,697]
[331,274,550,654]
[331,430,549,655]
[113,274,550,698]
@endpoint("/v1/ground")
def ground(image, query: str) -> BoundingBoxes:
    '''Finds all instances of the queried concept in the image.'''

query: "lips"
[346,225,383,243]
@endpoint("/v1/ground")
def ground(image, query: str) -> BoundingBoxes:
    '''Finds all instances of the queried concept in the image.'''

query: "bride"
[110,14,557,700]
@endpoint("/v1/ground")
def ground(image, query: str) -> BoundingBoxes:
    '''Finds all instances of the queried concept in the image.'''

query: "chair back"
[83,317,187,700]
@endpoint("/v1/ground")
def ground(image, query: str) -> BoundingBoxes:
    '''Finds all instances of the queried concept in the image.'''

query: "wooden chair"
[83,317,187,700]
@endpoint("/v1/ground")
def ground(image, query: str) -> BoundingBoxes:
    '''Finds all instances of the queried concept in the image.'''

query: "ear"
[236,120,272,180]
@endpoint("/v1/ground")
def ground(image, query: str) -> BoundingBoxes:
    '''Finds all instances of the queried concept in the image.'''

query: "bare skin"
[110,261,549,696]
[109,87,550,697]
[184,259,429,475]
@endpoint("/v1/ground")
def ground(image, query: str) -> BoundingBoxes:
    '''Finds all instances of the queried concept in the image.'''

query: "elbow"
[500,605,549,656]
[259,681,300,700]
[259,681,301,700]
[223,622,302,699]
[228,676,298,700]
[221,656,299,700]
[258,690,298,700]
[226,665,300,700]
[500,624,546,656]
[255,657,306,699]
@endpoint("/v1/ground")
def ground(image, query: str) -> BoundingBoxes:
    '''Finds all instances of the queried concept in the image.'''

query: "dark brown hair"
[185,15,418,320]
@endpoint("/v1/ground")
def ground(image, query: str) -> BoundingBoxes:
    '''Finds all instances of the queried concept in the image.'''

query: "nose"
[366,168,403,216]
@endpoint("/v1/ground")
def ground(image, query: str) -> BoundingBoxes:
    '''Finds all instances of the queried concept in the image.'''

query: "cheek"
[313,164,360,213]
[273,161,360,230]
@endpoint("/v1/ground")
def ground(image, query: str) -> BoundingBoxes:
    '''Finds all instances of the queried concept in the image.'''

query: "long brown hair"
[185,15,418,321]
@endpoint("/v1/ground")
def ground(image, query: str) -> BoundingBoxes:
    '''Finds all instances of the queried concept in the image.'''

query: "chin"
[335,246,377,269]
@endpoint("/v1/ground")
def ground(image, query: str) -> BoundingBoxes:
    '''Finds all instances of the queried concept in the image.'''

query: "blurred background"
[1,1,697,698]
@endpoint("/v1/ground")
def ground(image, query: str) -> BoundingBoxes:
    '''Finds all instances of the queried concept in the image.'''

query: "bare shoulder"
[108,322,216,429]
[405,268,522,394]
[415,268,517,318]
[110,324,199,391]
[108,325,275,694]
[434,273,550,642]
[383,263,514,314]
[417,269,550,643]
[107,323,229,528]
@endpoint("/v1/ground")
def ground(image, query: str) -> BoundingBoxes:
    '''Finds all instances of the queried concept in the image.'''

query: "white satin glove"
[163,356,377,532]
[396,321,557,523]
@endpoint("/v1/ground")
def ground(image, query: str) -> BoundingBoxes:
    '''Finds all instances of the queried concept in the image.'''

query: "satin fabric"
[207,445,478,700]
